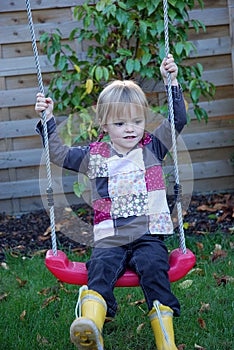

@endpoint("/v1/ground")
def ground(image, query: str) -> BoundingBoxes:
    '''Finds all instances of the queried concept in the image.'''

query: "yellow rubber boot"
[70,286,107,350]
[149,300,178,350]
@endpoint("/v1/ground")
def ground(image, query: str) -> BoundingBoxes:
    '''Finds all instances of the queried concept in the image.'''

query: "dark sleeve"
[36,117,90,173]
[151,85,187,161]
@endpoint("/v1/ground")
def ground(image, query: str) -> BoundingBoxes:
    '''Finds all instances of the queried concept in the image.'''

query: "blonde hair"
[96,80,149,126]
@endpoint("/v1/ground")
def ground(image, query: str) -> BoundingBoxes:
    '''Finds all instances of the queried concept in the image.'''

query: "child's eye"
[133,119,144,125]
[113,122,124,127]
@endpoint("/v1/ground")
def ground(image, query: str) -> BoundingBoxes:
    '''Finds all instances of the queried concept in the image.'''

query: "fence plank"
[191,36,231,57]
[0,148,43,169]
[0,0,84,12]
[0,117,65,139]
[0,21,79,45]
[188,8,229,26]
[182,130,234,150]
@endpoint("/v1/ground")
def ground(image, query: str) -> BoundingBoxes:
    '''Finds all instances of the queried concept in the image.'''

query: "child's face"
[103,105,145,154]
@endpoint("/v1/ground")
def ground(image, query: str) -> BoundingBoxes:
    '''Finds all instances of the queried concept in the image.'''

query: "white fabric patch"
[148,189,170,214]
[93,219,115,241]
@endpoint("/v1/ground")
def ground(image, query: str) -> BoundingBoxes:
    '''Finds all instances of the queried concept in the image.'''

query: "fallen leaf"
[41,295,60,309]
[195,231,207,235]
[129,298,146,306]
[199,302,210,313]
[213,273,234,286]
[213,203,228,210]
[37,333,51,345]
[38,287,53,296]
[16,276,27,288]
[195,344,206,350]
[1,262,9,270]
[178,344,186,350]
[71,247,87,256]
[196,242,204,250]
[198,317,206,329]
[32,249,47,257]
[211,249,227,262]
[178,279,193,289]
[217,211,230,223]
[105,317,115,323]
[10,251,20,258]
[20,310,26,321]
[0,292,9,301]
[38,235,51,242]
[197,205,216,212]
[136,322,145,334]
[183,222,190,230]
[189,268,204,276]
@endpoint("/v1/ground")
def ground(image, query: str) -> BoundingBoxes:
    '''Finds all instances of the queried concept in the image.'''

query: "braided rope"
[25,0,57,256]
[163,0,187,254]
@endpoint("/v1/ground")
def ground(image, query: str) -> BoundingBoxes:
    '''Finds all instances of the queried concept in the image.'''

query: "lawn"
[0,230,233,350]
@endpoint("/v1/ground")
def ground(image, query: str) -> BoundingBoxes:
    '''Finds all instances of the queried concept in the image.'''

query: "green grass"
[0,231,233,350]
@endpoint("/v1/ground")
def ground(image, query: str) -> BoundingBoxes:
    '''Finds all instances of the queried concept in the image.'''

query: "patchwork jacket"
[37,86,187,242]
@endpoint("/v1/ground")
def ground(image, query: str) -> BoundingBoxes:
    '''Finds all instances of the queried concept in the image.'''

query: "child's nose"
[125,122,134,131]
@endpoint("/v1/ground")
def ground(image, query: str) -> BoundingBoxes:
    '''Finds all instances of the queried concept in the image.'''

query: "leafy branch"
[40,0,216,136]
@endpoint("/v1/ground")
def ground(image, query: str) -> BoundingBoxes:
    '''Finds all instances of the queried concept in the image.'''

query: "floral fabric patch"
[111,193,149,219]
[149,213,173,235]
[88,153,108,179]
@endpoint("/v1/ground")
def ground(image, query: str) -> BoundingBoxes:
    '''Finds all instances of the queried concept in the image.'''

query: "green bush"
[40,0,215,136]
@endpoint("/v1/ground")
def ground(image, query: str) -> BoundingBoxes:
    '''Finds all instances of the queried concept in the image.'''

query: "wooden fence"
[0,0,233,214]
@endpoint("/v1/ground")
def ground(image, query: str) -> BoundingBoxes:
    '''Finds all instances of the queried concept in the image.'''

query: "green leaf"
[69,28,79,41]
[196,63,203,76]
[184,41,194,56]
[137,3,147,11]
[168,8,177,21]
[155,20,164,35]
[142,53,151,66]
[117,48,132,57]
[208,214,218,220]
[175,42,184,56]
[95,66,103,81]
[116,9,128,25]
[71,94,81,107]
[139,20,147,36]
[102,66,109,81]
[56,76,63,90]
[73,181,86,198]
[126,20,135,39]
[58,56,67,71]
[191,88,201,103]
[126,59,135,75]
[118,2,126,10]
[134,60,141,72]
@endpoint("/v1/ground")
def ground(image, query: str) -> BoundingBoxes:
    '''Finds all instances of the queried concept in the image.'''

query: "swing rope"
[26,0,187,257]
[25,0,57,256]
[163,0,186,254]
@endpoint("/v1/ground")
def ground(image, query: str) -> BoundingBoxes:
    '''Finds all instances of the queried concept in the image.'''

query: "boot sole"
[70,318,103,350]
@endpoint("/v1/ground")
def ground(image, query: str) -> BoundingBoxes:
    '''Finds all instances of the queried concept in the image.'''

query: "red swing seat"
[45,248,196,286]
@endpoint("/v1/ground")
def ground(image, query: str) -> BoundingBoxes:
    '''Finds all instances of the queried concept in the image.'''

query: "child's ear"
[102,124,108,133]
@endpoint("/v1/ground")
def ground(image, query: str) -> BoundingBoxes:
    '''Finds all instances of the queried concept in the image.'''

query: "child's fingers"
[36,92,45,100]
[166,63,177,72]
[35,100,48,112]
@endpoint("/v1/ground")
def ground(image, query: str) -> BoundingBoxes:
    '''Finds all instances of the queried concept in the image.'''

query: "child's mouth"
[124,136,136,139]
